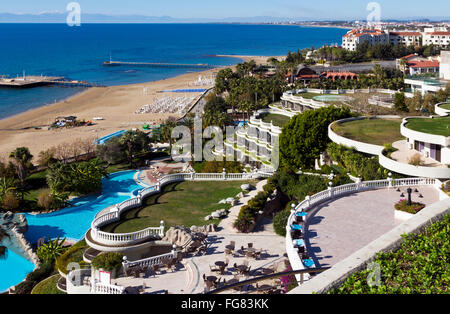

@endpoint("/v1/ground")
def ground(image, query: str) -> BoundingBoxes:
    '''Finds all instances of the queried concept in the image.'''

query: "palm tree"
[9,147,33,201]
[119,130,150,169]
[161,118,178,160]
[0,176,17,200]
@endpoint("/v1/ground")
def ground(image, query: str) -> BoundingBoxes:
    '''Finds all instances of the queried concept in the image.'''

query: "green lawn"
[260,113,291,127]
[31,275,66,295]
[333,118,403,146]
[101,181,248,233]
[440,103,450,110]
[294,92,320,99]
[406,117,450,137]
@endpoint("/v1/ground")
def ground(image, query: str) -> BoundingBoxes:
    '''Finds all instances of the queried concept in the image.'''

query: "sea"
[0,23,347,120]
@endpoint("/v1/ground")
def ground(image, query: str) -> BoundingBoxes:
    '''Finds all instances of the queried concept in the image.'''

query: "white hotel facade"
[342,27,450,51]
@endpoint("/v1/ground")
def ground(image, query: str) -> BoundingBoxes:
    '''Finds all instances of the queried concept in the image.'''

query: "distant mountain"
[0,12,448,24]
[0,12,302,24]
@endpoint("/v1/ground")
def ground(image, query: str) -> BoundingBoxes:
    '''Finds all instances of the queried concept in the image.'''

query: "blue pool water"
[1,170,143,291]
[24,170,143,243]
[94,130,127,145]
[0,249,35,292]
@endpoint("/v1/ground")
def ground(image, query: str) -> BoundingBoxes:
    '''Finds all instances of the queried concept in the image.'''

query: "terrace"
[404,116,450,137]
[303,186,439,267]
[331,118,403,146]
[259,113,291,128]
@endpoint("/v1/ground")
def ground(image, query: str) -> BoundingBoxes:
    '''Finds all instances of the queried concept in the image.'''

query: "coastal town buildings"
[342,27,450,51]
[342,28,388,51]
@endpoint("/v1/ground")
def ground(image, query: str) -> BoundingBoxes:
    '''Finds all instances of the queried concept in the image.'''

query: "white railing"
[122,251,177,270]
[89,171,271,246]
[91,282,126,294]
[435,102,450,117]
[285,176,437,283]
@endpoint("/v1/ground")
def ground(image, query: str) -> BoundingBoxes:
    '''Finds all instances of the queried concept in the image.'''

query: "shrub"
[91,252,124,272]
[327,143,391,180]
[15,280,36,295]
[26,262,54,283]
[55,240,88,274]
[37,192,54,211]
[263,181,276,195]
[273,209,291,237]
[394,200,426,214]
[234,191,269,233]
[37,237,66,264]
[1,191,20,211]
[408,153,424,166]
[233,215,255,233]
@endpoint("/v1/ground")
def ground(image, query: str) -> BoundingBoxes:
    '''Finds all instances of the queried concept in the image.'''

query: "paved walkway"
[305,186,440,268]
[391,140,446,168]
[218,180,268,234]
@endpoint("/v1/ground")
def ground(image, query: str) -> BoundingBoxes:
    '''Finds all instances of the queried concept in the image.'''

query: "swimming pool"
[0,249,35,292]
[94,130,127,145]
[24,170,143,243]
[313,95,352,102]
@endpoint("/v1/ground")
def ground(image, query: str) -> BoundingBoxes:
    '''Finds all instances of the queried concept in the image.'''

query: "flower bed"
[394,199,426,214]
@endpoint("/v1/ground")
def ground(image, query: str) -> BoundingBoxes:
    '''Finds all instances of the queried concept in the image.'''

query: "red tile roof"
[427,32,450,36]
[390,32,421,36]
[401,53,419,60]
[408,60,440,68]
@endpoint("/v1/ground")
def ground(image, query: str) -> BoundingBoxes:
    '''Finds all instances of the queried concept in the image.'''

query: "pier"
[102,60,217,69]
[0,75,105,89]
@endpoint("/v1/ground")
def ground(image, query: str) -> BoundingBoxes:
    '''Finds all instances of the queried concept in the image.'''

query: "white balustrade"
[92,282,125,294]
[123,251,176,270]
[89,171,270,246]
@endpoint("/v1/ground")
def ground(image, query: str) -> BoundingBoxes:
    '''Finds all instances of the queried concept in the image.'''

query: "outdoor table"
[215,261,226,267]
[291,224,303,231]
[303,259,315,268]
[236,265,248,274]
[293,239,305,248]
[206,276,218,282]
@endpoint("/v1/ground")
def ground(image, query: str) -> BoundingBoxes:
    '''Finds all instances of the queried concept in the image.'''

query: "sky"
[0,0,449,20]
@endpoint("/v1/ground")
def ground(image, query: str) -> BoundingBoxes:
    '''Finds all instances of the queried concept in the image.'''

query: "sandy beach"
[0,55,280,160]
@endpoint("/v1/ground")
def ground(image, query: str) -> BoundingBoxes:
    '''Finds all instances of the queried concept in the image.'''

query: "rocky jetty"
[0,212,39,267]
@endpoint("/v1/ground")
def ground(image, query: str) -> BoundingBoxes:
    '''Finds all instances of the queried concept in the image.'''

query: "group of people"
[135,95,196,115]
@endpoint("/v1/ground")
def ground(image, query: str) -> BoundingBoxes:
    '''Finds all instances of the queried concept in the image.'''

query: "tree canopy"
[279,106,352,170]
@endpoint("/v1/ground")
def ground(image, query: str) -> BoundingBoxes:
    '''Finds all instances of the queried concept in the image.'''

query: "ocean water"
[0,23,347,120]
